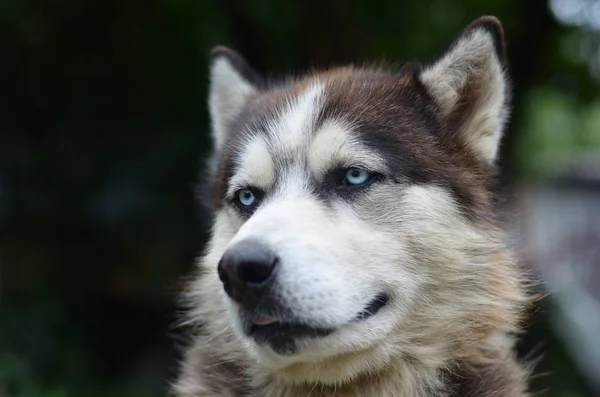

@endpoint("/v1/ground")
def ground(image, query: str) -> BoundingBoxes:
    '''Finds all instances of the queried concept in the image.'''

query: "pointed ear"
[208,47,261,152]
[420,16,510,163]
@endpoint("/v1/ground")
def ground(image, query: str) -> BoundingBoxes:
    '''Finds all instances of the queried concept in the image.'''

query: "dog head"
[191,16,526,384]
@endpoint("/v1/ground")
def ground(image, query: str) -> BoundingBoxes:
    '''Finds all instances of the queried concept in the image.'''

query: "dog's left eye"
[342,168,372,186]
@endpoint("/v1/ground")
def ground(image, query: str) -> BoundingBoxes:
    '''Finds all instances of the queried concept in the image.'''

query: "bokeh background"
[1,0,599,396]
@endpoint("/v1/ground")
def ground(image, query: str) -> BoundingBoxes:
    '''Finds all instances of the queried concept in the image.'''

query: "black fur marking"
[354,126,435,186]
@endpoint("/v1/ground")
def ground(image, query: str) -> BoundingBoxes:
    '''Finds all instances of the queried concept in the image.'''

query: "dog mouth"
[355,293,390,321]
[249,321,334,354]
[248,293,390,354]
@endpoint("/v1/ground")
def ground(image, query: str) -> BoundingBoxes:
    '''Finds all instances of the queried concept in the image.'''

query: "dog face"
[192,17,523,382]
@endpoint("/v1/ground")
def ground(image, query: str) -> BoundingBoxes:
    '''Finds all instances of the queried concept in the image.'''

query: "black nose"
[217,239,279,302]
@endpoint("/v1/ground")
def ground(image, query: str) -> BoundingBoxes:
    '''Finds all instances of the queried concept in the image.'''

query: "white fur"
[209,57,257,151]
[308,120,388,179]
[228,135,276,195]
[264,83,324,159]
[421,28,508,163]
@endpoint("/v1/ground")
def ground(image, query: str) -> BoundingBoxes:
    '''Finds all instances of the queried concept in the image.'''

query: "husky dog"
[174,16,533,397]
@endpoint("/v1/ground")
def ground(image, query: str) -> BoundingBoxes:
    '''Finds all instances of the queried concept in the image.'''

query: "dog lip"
[248,321,334,354]
[254,316,279,326]
[249,322,334,337]
[355,293,390,321]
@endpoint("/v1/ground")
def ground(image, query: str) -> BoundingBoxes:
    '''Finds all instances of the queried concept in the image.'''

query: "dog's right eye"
[231,188,263,215]
[237,189,256,207]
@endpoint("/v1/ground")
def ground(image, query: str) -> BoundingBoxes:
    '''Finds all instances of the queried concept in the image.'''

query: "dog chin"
[235,292,394,364]
[248,318,398,385]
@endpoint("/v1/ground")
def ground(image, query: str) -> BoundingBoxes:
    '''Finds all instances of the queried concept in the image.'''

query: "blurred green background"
[1,0,599,396]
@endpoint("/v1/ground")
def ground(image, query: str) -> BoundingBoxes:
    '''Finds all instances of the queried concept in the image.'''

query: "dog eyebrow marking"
[227,134,275,195]
[266,82,324,162]
[308,120,388,180]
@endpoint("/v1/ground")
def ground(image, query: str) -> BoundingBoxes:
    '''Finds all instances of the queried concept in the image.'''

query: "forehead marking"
[265,82,324,161]
[308,121,389,179]
[226,83,324,198]
[228,134,275,195]
[276,163,311,197]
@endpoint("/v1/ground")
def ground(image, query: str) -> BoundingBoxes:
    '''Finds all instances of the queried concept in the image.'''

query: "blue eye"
[344,168,371,186]
[237,189,256,207]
